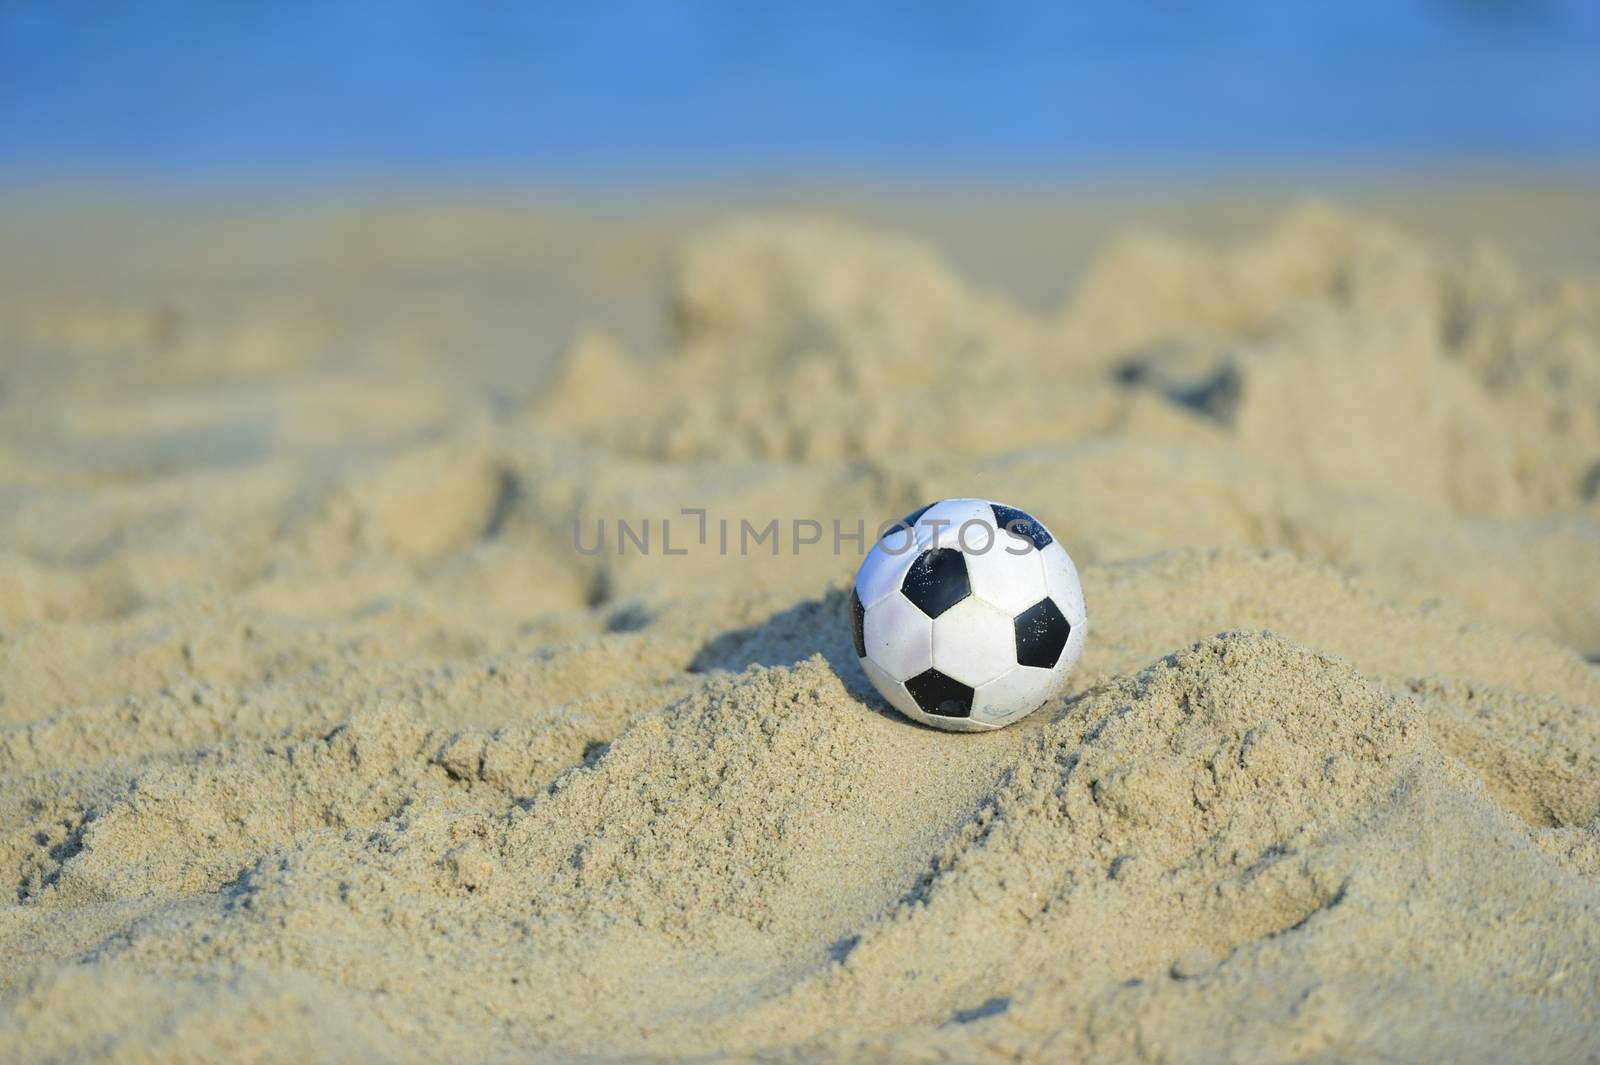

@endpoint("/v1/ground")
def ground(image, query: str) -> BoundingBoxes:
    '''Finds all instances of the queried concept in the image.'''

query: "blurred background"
[2,0,1597,180]
[4,0,1599,380]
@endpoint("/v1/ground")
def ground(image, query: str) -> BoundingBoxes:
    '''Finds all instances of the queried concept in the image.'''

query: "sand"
[1,188,1598,1063]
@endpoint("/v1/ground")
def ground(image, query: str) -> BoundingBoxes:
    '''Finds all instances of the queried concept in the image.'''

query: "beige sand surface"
[1,188,1598,1062]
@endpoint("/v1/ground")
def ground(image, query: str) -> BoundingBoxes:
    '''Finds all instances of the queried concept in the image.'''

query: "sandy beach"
[1,185,1598,1062]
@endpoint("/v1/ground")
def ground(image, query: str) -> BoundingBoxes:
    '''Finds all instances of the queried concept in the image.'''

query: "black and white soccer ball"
[850,498,1086,732]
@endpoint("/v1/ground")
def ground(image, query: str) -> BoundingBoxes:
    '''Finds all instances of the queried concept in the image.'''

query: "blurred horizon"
[3,0,1599,183]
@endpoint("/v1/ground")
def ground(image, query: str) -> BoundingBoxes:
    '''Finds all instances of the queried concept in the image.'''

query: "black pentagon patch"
[905,669,974,718]
[849,588,866,658]
[1015,597,1071,668]
[991,503,1052,549]
[900,547,970,618]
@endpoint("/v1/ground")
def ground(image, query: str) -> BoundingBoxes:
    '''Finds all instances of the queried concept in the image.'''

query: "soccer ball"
[850,498,1086,732]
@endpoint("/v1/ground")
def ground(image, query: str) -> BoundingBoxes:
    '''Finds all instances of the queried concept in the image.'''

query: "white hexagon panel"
[965,536,1047,615]
[853,534,919,610]
[900,497,994,551]
[931,596,1016,688]
[1039,539,1088,680]
[973,665,1057,726]
[860,591,933,682]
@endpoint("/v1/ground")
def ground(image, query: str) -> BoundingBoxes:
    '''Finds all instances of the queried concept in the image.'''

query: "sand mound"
[1,198,1597,1062]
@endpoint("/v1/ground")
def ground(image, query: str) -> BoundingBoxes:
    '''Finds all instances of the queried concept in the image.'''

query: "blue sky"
[2,1,1597,178]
